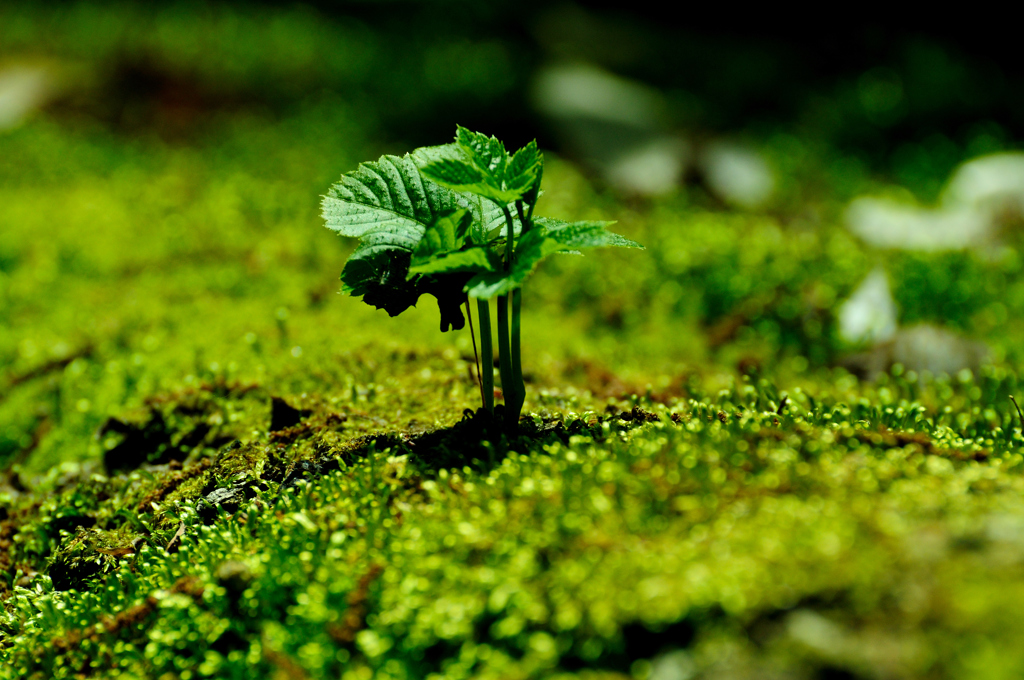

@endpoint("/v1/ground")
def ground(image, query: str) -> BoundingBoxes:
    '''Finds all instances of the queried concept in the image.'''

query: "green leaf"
[521,160,543,210]
[464,220,643,299]
[409,143,463,168]
[456,125,507,178]
[324,133,643,332]
[410,145,510,243]
[419,159,488,189]
[504,141,542,196]
[416,128,536,205]
[479,203,521,243]
[323,154,483,328]
[509,228,576,277]
[465,270,525,300]
[419,167,522,205]
[322,154,469,248]
[409,248,501,276]
[411,209,472,267]
[466,230,569,298]
[534,217,644,250]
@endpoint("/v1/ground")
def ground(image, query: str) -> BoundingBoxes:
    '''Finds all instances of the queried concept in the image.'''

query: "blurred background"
[5,1,1024,471]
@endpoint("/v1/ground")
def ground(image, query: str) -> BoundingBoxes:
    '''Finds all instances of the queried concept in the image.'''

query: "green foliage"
[323,127,643,426]
[416,127,542,205]
[8,5,1024,679]
[410,209,474,267]
[324,127,639,312]
[408,209,505,279]
[321,154,479,330]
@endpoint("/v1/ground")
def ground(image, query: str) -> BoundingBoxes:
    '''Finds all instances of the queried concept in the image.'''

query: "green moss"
[7,392,1024,678]
[6,3,1024,678]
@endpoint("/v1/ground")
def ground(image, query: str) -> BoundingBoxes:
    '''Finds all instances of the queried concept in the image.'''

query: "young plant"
[321,126,642,431]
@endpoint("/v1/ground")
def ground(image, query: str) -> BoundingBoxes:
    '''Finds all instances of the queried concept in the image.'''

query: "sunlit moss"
[6,3,1024,679]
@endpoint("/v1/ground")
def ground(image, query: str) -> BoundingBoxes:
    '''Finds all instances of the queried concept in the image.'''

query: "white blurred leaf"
[604,137,688,196]
[845,197,989,251]
[532,63,666,128]
[699,142,775,209]
[943,152,1024,213]
[0,65,54,130]
[838,268,897,345]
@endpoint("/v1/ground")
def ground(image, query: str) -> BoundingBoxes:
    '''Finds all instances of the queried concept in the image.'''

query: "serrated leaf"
[409,247,501,276]
[464,219,643,299]
[466,230,569,299]
[506,140,539,179]
[410,143,463,167]
[465,270,528,299]
[521,160,544,209]
[420,171,522,205]
[411,209,472,267]
[510,228,576,274]
[326,130,643,334]
[323,154,484,329]
[322,154,468,248]
[419,159,488,189]
[534,217,644,249]
[505,141,542,196]
[456,125,507,177]
[410,145,503,242]
[415,130,539,206]
[478,202,519,242]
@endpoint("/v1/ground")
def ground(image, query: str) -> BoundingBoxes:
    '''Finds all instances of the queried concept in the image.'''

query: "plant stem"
[465,299,484,409]
[496,202,525,431]
[500,205,516,270]
[502,201,532,432]
[494,293,526,433]
[509,287,524,421]
[515,200,532,234]
[496,293,517,431]
[476,298,494,414]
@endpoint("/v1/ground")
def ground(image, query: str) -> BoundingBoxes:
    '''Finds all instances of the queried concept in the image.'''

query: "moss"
[6,378,1024,677]
[6,3,1024,678]
[46,526,139,592]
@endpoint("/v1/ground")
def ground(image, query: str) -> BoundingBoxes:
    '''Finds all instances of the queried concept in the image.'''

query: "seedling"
[321,126,642,431]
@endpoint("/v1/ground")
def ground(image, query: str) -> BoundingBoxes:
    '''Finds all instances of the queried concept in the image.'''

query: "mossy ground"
[5,5,1024,679]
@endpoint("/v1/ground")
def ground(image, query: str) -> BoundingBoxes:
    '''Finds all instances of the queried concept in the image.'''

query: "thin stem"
[515,200,532,236]
[500,204,517,270]
[504,198,534,433]
[496,294,515,429]
[465,299,484,409]
[476,299,494,414]
[509,287,525,425]
[498,202,522,432]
